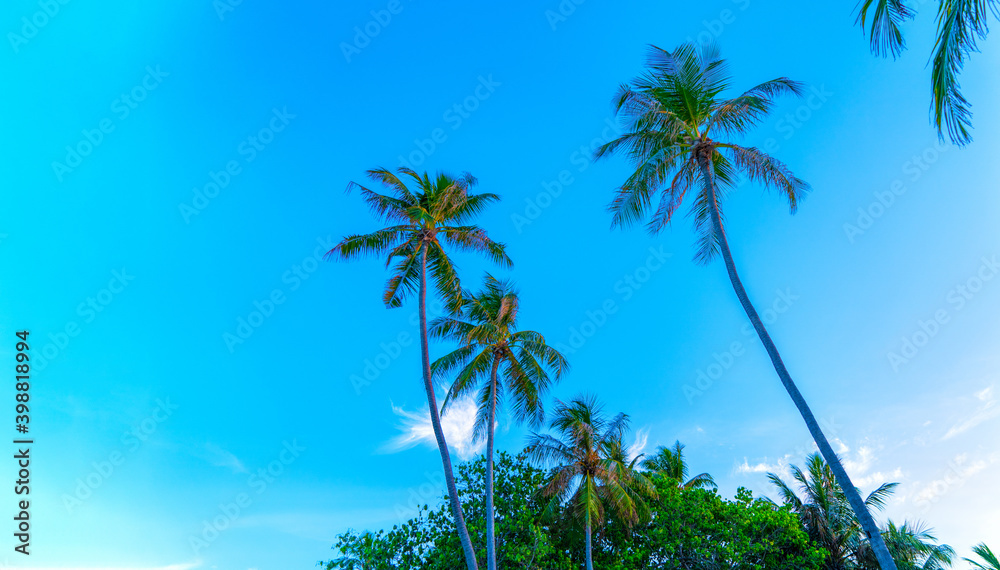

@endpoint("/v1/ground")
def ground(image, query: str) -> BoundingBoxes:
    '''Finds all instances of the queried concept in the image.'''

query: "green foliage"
[770,453,955,570]
[854,0,998,145]
[588,479,825,570]
[322,452,826,570]
[322,453,572,570]
[966,543,1000,570]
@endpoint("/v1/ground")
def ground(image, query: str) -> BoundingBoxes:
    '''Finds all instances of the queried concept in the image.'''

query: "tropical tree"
[768,453,899,570]
[640,440,716,490]
[966,543,1000,570]
[329,167,512,570]
[430,273,569,570]
[854,0,996,145]
[526,395,653,570]
[323,530,382,570]
[855,521,955,570]
[593,42,899,570]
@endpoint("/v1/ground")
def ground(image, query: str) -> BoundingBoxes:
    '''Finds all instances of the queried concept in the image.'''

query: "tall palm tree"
[855,0,996,145]
[526,395,652,570]
[330,167,512,570]
[640,440,716,490]
[769,454,899,570]
[966,543,1000,570]
[430,273,569,570]
[593,42,899,570]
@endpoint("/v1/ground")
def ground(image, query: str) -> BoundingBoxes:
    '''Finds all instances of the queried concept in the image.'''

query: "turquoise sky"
[2,1,999,569]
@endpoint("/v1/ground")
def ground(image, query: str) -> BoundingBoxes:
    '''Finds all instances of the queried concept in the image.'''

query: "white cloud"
[833,438,850,454]
[734,454,794,480]
[943,385,999,440]
[199,442,247,474]
[627,427,650,463]
[910,452,997,506]
[383,388,484,461]
[843,445,875,479]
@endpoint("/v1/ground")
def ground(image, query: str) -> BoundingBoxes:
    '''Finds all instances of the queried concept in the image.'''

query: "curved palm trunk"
[485,358,500,570]
[697,152,898,570]
[419,245,480,570]
[585,514,593,570]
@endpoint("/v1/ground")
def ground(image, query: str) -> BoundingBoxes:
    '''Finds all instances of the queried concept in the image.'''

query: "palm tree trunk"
[585,514,593,570]
[485,358,500,570]
[697,152,898,570]
[419,244,480,570]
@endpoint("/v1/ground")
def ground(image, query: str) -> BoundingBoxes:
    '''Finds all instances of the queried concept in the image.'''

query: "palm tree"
[966,543,1000,570]
[430,273,569,570]
[855,521,955,570]
[768,454,899,570]
[526,395,652,570]
[855,0,996,145]
[640,440,716,490]
[593,42,899,570]
[329,167,512,570]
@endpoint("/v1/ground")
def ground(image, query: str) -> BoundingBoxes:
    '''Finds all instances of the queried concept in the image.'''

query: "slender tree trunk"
[485,358,500,570]
[697,150,898,570]
[419,244,480,570]
[585,514,593,570]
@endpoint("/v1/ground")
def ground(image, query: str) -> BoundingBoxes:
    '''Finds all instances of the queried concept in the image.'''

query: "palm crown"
[640,440,716,490]
[595,43,809,263]
[430,274,568,439]
[329,167,512,309]
[526,396,650,530]
[768,453,900,569]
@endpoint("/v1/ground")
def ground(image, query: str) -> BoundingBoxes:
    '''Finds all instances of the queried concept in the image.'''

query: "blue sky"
[1,0,999,568]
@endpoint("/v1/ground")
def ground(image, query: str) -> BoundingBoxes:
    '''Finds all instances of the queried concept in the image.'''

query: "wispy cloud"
[943,385,999,440]
[383,387,484,461]
[735,454,794,480]
[910,452,998,506]
[627,426,650,463]
[197,442,247,474]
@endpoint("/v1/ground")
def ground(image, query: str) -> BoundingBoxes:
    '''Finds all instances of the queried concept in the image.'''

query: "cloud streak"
[942,385,999,440]
[383,387,484,461]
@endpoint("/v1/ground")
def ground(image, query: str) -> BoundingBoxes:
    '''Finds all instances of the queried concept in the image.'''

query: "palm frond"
[930,0,998,145]
[855,0,914,58]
